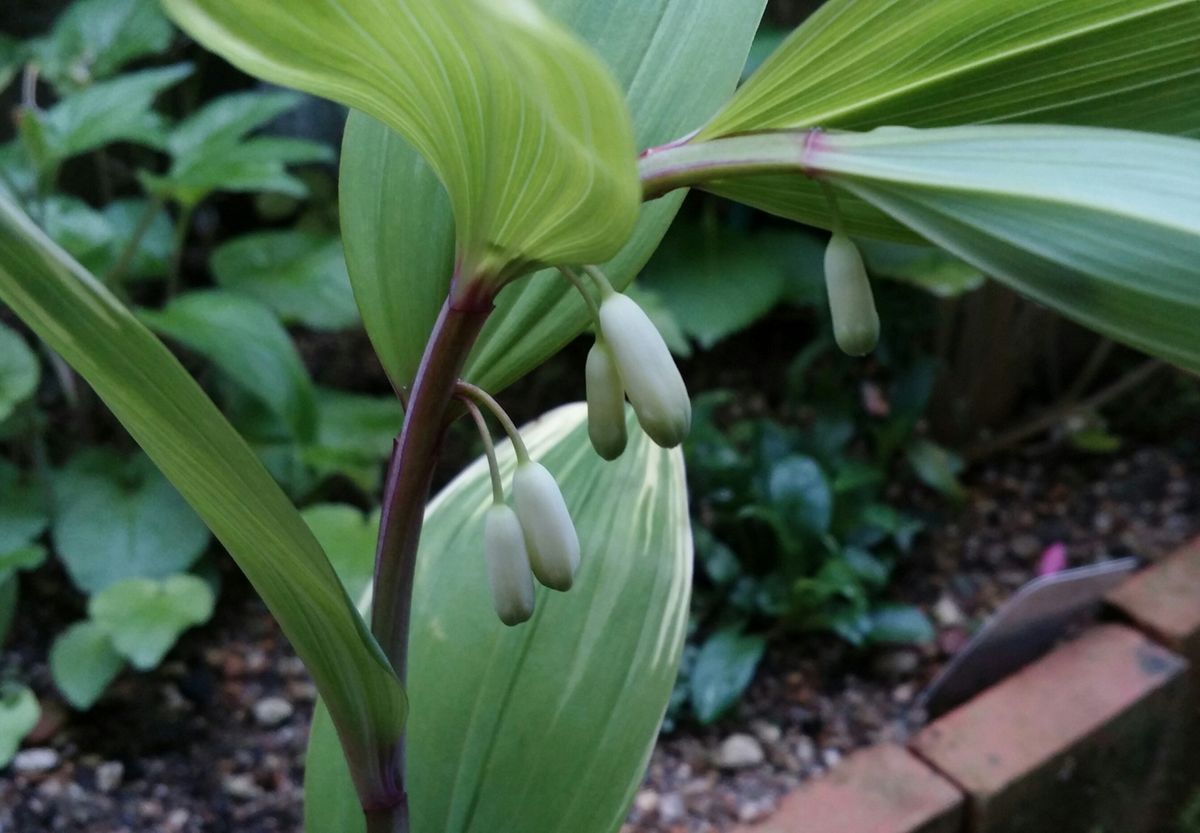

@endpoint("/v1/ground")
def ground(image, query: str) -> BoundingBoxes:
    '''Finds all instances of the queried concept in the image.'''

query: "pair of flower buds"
[480,277,693,626]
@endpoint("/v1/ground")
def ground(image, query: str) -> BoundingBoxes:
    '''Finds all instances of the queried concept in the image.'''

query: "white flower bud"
[512,461,580,591]
[598,293,691,448]
[483,504,535,626]
[824,233,880,356]
[585,339,628,461]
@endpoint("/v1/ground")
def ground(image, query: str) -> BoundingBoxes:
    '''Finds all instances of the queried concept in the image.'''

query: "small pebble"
[715,734,764,770]
[13,748,60,774]
[253,696,295,727]
[95,761,124,793]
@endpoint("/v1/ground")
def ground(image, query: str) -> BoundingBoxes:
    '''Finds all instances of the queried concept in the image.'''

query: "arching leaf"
[305,403,692,833]
[160,0,640,277]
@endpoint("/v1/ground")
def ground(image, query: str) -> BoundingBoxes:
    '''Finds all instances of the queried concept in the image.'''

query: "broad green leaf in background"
[767,455,833,535]
[90,574,214,669]
[641,223,824,350]
[39,195,112,273]
[0,685,39,768]
[50,621,126,710]
[0,461,48,560]
[212,230,358,331]
[859,240,985,299]
[99,199,173,282]
[145,90,332,207]
[52,450,211,594]
[0,191,405,805]
[689,626,768,724]
[21,64,192,174]
[161,0,640,278]
[905,438,966,501]
[0,547,46,587]
[0,34,23,94]
[812,125,1200,374]
[29,0,174,91]
[302,504,379,603]
[0,577,17,648]
[0,323,39,423]
[300,389,403,494]
[866,604,936,646]
[692,0,1200,237]
[341,0,767,391]
[305,404,692,833]
[140,290,318,441]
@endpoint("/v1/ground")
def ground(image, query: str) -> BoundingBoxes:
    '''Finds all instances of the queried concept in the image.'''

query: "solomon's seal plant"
[1,1,1198,831]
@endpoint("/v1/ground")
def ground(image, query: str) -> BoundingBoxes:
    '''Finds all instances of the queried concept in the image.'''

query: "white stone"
[253,696,295,728]
[715,733,765,769]
[12,748,59,774]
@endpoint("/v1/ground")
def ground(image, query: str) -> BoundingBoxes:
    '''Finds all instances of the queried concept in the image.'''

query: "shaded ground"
[1,443,1196,833]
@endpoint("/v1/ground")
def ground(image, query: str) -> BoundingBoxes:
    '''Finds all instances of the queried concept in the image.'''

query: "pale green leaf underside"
[161,0,639,274]
[700,0,1200,239]
[342,0,767,391]
[305,403,692,833]
[812,125,1200,372]
[0,191,405,794]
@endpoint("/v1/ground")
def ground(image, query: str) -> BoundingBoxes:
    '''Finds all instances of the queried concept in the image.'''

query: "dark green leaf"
[212,230,358,331]
[859,239,985,298]
[906,439,966,500]
[0,461,49,558]
[301,504,378,603]
[689,626,767,724]
[31,0,174,90]
[866,604,935,646]
[52,449,211,594]
[139,290,318,441]
[767,455,832,534]
[0,323,39,423]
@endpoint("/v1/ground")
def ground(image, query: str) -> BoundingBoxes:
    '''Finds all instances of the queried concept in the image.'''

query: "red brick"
[911,625,1189,833]
[738,744,963,833]
[1108,538,1200,661]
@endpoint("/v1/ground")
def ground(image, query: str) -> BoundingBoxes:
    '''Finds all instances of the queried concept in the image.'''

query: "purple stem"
[366,282,493,830]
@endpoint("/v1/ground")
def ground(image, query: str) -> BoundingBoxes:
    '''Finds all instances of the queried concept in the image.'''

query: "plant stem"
[367,283,493,829]
[456,381,529,463]
[638,130,821,200]
[167,203,195,298]
[104,196,163,288]
[461,398,505,504]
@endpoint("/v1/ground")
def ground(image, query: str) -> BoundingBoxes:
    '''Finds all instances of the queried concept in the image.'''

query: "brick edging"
[735,538,1200,833]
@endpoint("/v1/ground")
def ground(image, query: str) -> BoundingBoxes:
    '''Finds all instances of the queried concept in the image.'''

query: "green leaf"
[697,0,1200,238]
[0,189,405,803]
[859,239,985,299]
[51,449,212,594]
[212,230,358,331]
[90,574,214,669]
[139,290,318,441]
[0,322,39,423]
[149,93,334,207]
[98,199,173,282]
[706,0,1200,137]
[31,0,174,90]
[161,0,640,277]
[813,125,1200,374]
[0,461,49,559]
[905,439,966,500]
[305,403,692,833]
[689,626,767,724]
[0,34,23,95]
[642,224,821,349]
[0,685,39,768]
[341,0,767,390]
[32,64,192,168]
[38,195,113,274]
[301,504,378,603]
[866,604,935,646]
[300,388,402,494]
[767,455,832,534]
[0,546,47,588]
[0,577,16,647]
[49,621,125,710]
[622,284,691,359]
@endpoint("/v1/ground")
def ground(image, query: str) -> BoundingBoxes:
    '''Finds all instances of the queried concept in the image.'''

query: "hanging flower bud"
[483,504,536,626]
[824,233,880,356]
[512,461,580,591]
[585,338,628,461]
[598,293,691,448]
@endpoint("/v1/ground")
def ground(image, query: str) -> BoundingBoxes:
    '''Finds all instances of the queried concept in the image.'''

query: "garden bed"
[0,442,1195,833]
